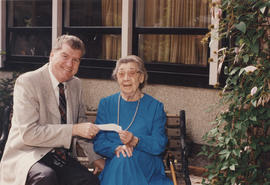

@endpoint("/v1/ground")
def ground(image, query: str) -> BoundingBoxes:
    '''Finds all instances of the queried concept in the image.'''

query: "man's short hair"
[52,35,85,56]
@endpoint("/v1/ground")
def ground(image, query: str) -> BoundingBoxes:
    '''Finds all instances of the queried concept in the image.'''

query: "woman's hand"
[127,136,139,147]
[118,130,134,145]
[115,145,133,158]
[92,158,105,175]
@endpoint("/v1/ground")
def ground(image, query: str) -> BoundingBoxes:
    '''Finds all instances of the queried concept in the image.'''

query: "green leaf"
[225,137,231,144]
[251,142,257,150]
[260,6,266,14]
[219,149,230,155]
[230,67,241,75]
[230,164,236,171]
[232,149,241,157]
[231,138,238,145]
[251,99,257,107]
[263,145,270,152]
[225,152,231,160]
[239,68,246,76]
[250,116,257,121]
[224,66,229,75]
[243,55,249,63]
[221,164,228,170]
[235,22,246,34]
[267,109,270,118]
[251,41,259,55]
[231,177,236,184]
[208,173,218,180]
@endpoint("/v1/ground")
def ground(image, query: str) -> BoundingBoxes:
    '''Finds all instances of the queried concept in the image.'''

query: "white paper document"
[97,123,122,132]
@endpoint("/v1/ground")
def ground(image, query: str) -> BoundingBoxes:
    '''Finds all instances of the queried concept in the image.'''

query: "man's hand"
[115,145,133,158]
[92,158,105,175]
[72,123,99,139]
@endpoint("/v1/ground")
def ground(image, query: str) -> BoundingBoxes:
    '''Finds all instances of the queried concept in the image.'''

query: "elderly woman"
[93,55,173,185]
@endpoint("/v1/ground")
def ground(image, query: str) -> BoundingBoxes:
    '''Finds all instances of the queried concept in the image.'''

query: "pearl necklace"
[117,93,141,131]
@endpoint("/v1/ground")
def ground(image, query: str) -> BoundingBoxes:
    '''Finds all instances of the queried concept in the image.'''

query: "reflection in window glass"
[70,33,121,60]
[138,34,208,66]
[136,0,210,28]
[9,31,51,56]
[8,0,52,27]
[67,0,122,27]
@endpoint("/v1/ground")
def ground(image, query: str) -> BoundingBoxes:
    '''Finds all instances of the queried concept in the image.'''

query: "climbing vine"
[201,0,270,184]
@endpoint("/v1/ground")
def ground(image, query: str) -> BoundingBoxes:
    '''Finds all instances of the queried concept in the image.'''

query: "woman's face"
[116,62,144,98]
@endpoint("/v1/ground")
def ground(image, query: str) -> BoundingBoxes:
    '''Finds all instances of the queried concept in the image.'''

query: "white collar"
[48,64,66,90]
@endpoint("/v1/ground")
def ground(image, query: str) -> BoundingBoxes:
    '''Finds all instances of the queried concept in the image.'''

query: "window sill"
[2,56,213,89]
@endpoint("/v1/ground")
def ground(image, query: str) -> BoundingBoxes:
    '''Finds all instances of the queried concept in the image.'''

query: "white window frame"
[121,0,133,57]
[52,0,63,46]
[209,0,221,85]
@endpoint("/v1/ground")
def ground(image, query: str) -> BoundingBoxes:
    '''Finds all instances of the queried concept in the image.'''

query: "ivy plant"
[0,72,18,113]
[0,50,18,114]
[201,0,270,184]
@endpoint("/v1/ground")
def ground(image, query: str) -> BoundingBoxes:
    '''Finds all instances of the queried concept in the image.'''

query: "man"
[0,35,104,185]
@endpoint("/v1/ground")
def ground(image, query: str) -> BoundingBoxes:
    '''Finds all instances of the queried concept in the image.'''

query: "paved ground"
[189,175,204,184]
[177,174,203,185]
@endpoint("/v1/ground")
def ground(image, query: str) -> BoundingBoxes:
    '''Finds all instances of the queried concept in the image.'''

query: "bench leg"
[180,110,191,185]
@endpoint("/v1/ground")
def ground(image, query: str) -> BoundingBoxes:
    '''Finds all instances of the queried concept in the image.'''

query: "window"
[133,0,211,87]
[136,0,209,66]
[6,0,52,65]
[64,0,122,60]
[1,0,213,88]
[62,0,122,79]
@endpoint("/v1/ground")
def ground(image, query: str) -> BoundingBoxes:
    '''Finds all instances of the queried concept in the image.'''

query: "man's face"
[50,43,82,82]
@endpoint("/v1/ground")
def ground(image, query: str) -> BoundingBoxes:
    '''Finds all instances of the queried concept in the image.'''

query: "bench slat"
[166,128,181,137]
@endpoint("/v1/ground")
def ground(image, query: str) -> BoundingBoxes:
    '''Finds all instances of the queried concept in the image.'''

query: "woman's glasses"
[117,70,140,78]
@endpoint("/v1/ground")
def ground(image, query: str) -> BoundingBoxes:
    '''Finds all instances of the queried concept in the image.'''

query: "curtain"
[138,0,210,66]
[101,0,122,60]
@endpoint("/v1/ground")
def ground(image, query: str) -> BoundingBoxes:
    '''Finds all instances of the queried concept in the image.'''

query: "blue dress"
[93,93,173,185]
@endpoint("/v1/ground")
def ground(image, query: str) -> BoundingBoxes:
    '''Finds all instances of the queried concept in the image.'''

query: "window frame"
[1,0,216,89]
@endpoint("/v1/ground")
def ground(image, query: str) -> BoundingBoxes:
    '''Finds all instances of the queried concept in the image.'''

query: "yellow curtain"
[101,0,122,60]
[139,0,210,66]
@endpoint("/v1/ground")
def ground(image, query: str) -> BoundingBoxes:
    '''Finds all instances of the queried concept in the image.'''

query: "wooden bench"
[83,110,191,185]
[0,107,191,185]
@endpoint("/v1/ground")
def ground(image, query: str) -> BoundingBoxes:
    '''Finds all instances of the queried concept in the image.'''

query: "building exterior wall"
[81,78,221,144]
[0,71,221,144]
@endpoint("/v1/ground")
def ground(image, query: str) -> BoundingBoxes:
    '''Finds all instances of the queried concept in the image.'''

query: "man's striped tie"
[58,83,67,124]
[50,83,68,167]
